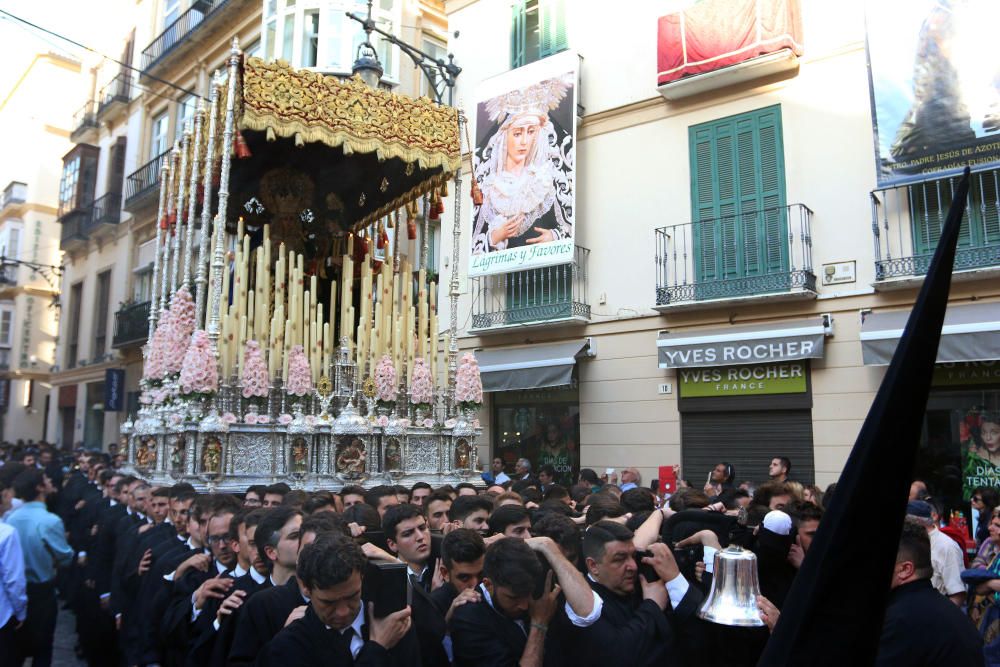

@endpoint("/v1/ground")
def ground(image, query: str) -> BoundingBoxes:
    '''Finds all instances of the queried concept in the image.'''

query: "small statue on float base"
[136,437,158,469]
[336,437,366,475]
[201,437,222,474]
[290,438,309,473]
[455,438,471,469]
[385,437,402,471]
[171,437,186,472]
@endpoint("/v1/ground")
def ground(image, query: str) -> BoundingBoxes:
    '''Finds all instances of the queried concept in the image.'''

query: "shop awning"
[477,339,592,392]
[860,301,1000,366]
[657,318,826,369]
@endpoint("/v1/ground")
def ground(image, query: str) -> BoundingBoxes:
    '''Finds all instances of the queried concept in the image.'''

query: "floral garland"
[455,352,483,411]
[410,358,433,408]
[163,288,195,376]
[241,340,270,399]
[286,345,313,396]
[179,330,218,398]
[375,354,397,404]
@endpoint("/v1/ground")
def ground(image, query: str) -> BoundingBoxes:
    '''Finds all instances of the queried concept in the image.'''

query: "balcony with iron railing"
[654,203,816,310]
[140,0,234,76]
[1,182,26,210]
[871,168,1000,286]
[112,300,151,348]
[124,150,170,211]
[82,191,122,236]
[97,72,131,118]
[60,210,89,252]
[0,348,10,372]
[470,246,590,332]
[70,100,98,143]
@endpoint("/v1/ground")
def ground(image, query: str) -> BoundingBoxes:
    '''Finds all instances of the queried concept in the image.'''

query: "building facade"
[51,0,451,449]
[0,53,84,444]
[444,0,1000,512]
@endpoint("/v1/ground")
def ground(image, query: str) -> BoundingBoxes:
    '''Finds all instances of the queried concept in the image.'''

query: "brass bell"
[696,545,765,627]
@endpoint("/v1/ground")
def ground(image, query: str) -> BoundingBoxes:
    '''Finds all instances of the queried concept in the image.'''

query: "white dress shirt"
[0,522,27,627]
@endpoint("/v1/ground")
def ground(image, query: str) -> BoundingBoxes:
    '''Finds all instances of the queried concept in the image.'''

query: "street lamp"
[347,0,461,104]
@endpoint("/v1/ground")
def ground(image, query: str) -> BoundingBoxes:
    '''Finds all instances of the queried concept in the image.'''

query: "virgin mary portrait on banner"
[470,53,577,275]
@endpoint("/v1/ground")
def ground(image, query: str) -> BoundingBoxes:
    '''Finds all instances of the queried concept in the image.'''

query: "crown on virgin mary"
[485,72,573,125]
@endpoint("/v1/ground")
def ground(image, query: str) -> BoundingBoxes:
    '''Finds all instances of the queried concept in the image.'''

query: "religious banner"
[469,49,577,277]
[656,0,803,86]
[105,368,125,412]
[866,0,1000,186]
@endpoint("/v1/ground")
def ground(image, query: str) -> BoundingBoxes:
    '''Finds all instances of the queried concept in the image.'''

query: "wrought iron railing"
[83,191,122,233]
[60,213,89,248]
[141,0,229,71]
[655,203,815,306]
[1,182,26,209]
[97,72,131,116]
[871,168,1000,281]
[113,301,151,348]
[0,264,17,285]
[71,100,97,138]
[124,150,170,209]
[470,246,590,329]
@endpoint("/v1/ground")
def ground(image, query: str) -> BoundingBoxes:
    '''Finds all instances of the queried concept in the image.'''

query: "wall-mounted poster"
[866,0,1000,186]
[469,50,577,277]
[960,407,1000,500]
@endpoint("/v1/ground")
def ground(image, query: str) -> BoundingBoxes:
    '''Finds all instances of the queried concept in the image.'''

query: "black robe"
[449,584,532,667]
[265,604,420,667]
[187,570,271,667]
[227,576,305,666]
[569,579,703,667]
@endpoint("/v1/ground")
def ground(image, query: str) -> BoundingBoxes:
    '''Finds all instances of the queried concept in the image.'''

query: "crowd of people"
[0,443,990,666]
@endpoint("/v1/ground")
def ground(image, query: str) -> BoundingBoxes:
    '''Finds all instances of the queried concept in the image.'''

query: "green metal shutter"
[511,0,527,69]
[690,106,788,293]
[539,0,568,58]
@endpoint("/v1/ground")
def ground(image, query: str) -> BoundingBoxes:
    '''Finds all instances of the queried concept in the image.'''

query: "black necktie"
[333,626,355,660]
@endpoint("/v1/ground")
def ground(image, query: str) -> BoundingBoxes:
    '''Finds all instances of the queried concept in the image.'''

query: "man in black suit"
[450,535,595,667]
[570,520,703,667]
[430,529,485,620]
[875,520,983,666]
[266,532,418,666]
[227,506,305,665]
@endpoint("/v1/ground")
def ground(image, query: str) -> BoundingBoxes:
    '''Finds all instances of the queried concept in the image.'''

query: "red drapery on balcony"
[657,0,803,86]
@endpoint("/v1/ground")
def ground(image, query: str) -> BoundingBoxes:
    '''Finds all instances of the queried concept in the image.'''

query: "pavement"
[51,606,86,667]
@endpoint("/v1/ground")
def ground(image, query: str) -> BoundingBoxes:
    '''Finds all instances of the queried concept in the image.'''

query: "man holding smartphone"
[267,532,417,665]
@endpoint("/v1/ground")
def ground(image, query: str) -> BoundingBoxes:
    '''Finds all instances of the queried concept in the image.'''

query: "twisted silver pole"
[448,111,465,414]
[195,77,221,328]
[147,160,170,341]
[182,105,205,290]
[209,40,241,353]
[160,150,180,316]
[171,130,190,293]
[421,194,430,271]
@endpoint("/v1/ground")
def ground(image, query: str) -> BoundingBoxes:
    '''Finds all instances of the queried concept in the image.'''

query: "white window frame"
[151,110,170,158]
[163,0,180,28]
[419,35,448,99]
[0,305,14,348]
[175,95,195,141]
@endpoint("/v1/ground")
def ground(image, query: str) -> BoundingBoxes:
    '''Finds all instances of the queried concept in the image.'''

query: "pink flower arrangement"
[163,288,195,376]
[377,415,390,427]
[304,415,317,426]
[375,355,397,403]
[241,340,269,398]
[422,418,434,428]
[221,412,238,424]
[398,418,411,428]
[179,330,218,395]
[472,419,481,429]
[285,345,313,396]
[455,352,483,406]
[144,321,169,380]
[444,418,457,429]
[278,414,293,425]
[244,412,260,425]
[409,358,433,405]
[257,415,271,425]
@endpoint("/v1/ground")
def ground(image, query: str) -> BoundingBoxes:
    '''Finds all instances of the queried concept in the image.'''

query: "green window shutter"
[539,0,567,58]
[690,105,788,292]
[511,0,527,69]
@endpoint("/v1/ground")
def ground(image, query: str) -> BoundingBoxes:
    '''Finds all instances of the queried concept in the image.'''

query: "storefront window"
[492,385,579,486]
[916,363,1000,516]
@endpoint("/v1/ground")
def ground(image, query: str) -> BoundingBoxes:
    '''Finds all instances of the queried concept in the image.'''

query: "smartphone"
[605,467,615,476]
[633,549,660,583]
[365,561,411,618]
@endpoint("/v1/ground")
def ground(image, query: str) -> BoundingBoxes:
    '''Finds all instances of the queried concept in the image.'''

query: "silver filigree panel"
[406,435,441,473]
[228,433,274,475]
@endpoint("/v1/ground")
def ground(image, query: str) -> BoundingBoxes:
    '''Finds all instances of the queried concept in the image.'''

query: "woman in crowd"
[973,487,1000,546]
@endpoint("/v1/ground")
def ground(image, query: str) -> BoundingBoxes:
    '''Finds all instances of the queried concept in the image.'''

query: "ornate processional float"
[123,41,482,491]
